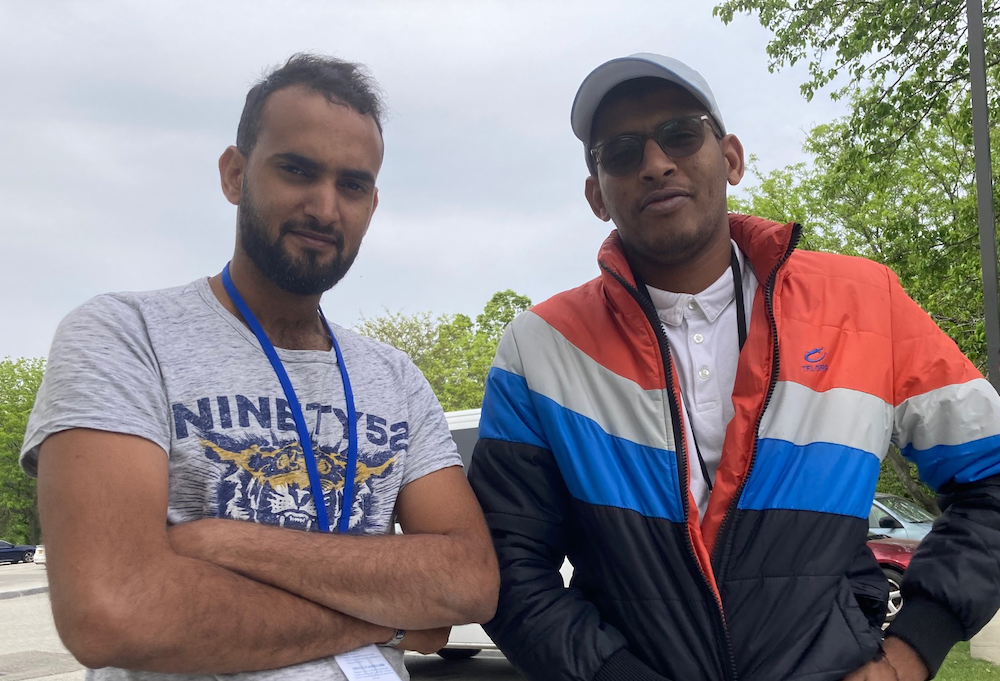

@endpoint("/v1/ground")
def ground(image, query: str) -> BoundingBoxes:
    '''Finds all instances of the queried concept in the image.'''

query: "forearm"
[52,549,391,673]
[885,473,1000,675]
[171,519,497,629]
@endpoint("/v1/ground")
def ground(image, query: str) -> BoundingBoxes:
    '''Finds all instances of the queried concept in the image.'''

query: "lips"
[284,228,343,250]
[641,187,692,211]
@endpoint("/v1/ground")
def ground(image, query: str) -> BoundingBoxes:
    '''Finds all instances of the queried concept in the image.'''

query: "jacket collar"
[597,214,798,295]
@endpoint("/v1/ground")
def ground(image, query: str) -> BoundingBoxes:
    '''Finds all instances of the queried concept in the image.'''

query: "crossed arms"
[37,428,499,673]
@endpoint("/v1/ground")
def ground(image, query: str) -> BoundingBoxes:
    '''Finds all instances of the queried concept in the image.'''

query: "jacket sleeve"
[883,269,1000,676]
[468,323,670,681]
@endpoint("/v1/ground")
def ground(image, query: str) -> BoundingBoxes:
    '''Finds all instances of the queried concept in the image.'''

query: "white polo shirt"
[646,242,759,519]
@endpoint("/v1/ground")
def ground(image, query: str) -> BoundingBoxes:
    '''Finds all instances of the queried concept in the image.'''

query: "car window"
[0,541,11,549]
[869,506,890,528]
[878,496,936,523]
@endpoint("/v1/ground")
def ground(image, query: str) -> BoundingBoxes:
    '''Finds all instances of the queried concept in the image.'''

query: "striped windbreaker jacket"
[468,215,1000,681]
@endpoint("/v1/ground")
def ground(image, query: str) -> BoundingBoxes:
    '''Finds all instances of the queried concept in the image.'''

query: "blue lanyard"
[221,263,357,533]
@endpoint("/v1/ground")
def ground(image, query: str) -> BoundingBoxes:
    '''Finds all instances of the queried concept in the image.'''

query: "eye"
[280,164,307,177]
[340,179,369,194]
[601,138,641,168]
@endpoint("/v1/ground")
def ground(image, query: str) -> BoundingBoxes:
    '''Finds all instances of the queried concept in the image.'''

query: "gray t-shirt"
[21,277,463,681]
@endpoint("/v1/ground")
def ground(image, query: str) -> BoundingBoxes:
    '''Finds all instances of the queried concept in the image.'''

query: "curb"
[0,586,49,600]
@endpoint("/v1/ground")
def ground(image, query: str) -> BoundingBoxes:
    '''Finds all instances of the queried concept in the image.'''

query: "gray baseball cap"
[571,53,726,144]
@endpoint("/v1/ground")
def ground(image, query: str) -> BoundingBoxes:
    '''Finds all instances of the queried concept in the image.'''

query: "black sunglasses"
[589,114,721,177]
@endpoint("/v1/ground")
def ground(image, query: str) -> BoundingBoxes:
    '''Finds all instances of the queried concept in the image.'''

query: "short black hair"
[236,53,386,157]
[586,77,714,176]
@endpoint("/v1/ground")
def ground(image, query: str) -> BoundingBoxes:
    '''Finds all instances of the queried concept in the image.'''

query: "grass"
[937,641,999,680]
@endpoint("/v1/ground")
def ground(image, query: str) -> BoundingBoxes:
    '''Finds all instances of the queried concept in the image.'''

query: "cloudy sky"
[0,1,849,360]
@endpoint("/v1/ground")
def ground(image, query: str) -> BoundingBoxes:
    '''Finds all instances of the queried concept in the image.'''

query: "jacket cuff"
[593,649,669,681]
[886,596,965,677]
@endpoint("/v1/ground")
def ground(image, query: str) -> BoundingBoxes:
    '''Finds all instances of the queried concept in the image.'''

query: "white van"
[436,408,573,660]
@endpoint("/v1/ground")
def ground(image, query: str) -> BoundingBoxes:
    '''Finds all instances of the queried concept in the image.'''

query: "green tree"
[355,290,532,411]
[713,0,1000,152]
[354,310,443,369]
[0,357,45,545]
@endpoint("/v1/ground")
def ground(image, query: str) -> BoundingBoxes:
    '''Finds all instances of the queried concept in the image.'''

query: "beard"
[237,184,361,296]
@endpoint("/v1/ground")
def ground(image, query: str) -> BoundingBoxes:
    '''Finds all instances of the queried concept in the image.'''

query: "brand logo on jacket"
[802,347,828,372]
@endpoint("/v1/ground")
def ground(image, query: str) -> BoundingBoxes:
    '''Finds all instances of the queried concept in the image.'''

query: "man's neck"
[209,257,332,351]
[632,231,733,294]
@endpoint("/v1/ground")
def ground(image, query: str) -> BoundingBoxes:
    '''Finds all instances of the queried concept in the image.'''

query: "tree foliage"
[714,0,1000,153]
[355,290,532,412]
[0,357,44,545]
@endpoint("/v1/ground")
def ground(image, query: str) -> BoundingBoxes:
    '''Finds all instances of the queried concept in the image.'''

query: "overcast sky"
[0,1,849,360]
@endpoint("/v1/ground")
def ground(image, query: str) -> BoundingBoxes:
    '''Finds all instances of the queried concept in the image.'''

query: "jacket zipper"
[600,262,738,681]
[711,226,802,577]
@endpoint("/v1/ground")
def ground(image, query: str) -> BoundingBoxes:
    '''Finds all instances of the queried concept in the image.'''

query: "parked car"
[867,534,918,625]
[441,409,925,653]
[869,493,936,542]
[33,544,46,566]
[0,540,35,564]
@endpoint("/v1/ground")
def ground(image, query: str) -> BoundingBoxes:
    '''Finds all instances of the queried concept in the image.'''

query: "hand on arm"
[168,465,500,630]
[842,637,929,681]
[38,429,392,674]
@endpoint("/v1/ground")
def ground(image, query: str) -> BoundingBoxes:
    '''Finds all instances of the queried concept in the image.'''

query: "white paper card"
[333,645,403,681]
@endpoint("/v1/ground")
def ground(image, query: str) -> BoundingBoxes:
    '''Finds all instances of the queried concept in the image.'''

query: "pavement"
[0,562,84,681]
[0,561,49,599]
[0,562,48,601]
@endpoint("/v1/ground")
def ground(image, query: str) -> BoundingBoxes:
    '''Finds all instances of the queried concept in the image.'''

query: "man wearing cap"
[468,53,1000,681]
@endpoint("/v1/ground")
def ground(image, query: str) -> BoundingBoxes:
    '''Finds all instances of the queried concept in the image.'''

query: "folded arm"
[168,465,499,629]
[882,269,1000,679]
[38,429,392,674]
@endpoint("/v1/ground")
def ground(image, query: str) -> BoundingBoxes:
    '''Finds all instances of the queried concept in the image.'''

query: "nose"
[302,181,341,226]
[639,137,677,181]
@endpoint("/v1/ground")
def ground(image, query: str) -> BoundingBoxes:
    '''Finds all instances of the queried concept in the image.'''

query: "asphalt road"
[0,563,525,680]
[0,561,49,597]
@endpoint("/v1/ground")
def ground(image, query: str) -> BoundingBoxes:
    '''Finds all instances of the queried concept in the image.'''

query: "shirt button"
[687,300,697,310]
[699,367,710,379]
[693,333,705,344]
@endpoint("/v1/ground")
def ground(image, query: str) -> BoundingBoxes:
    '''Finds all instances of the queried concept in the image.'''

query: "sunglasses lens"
[656,118,706,158]
[598,138,643,176]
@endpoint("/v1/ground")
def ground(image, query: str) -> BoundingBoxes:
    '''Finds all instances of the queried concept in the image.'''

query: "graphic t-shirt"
[21,276,463,681]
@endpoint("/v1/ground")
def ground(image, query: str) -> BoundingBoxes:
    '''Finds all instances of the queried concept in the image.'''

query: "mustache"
[279,220,344,248]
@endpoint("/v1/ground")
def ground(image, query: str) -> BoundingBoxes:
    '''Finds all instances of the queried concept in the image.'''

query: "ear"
[721,134,745,186]
[585,175,611,222]
[357,187,379,241]
[219,146,246,206]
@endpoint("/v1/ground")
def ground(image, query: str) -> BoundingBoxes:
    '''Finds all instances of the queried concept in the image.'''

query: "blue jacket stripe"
[739,439,881,518]
[480,367,548,450]
[902,433,1000,491]
[481,367,683,521]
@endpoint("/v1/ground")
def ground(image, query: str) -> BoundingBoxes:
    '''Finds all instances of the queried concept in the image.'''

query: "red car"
[867,535,919,624]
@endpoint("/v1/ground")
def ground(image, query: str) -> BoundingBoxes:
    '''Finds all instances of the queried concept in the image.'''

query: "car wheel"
[436,648,481,660]
[21,552,34,563]
[883,567,904,626]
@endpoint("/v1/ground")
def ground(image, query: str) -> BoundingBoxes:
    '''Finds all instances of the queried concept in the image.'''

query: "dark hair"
[236,53,386,156]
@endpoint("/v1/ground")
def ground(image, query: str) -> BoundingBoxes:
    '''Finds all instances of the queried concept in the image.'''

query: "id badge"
[333,645,403,681]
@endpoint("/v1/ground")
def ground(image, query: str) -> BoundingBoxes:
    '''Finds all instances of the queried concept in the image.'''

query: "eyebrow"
[272,152,376,185]
[274,152,323,173]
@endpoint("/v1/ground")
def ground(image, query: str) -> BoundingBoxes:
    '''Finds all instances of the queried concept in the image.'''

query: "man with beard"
[20,54,498,681]
[469,53,1000,681]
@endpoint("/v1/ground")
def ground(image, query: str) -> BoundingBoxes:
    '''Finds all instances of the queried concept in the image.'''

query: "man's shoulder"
[510,276,604,329]
[66,280,206,327]
[787,249,892,288]
[334,324,421,378]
